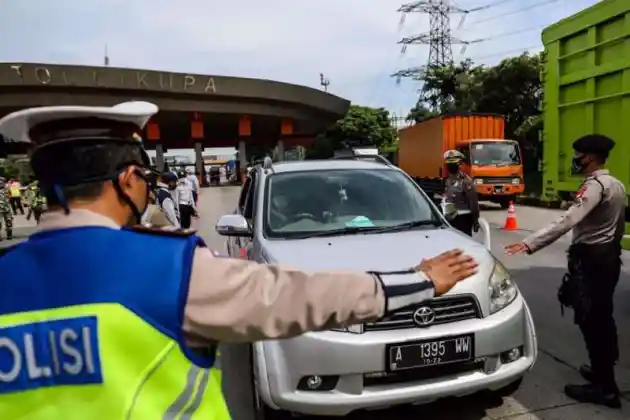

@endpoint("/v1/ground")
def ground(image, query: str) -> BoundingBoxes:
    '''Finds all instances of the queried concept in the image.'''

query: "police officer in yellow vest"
[0,102,478,419]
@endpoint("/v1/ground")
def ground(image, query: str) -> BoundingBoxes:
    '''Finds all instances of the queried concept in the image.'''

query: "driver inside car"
[269,193,291,229]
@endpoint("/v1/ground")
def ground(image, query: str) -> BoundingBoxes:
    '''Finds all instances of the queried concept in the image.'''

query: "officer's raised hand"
[504,243,529,255]
[416,249,478,295]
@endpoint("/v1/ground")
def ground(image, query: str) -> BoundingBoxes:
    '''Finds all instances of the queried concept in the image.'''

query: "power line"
[470,44,542,60]
[466,0,562,26]
[393,0,522,82]
[465,24,547,44]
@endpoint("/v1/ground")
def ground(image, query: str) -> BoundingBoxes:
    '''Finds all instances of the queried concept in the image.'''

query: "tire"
[250,345,289,420]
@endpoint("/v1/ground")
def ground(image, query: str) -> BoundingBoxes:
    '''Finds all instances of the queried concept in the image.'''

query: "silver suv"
[216,159,537,418]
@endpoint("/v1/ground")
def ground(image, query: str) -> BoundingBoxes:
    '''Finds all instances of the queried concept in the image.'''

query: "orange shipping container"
[398,114,504,179]
[398,114,524,206]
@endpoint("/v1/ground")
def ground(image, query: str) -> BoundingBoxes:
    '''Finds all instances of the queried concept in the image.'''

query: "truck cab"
[457,139,524,208]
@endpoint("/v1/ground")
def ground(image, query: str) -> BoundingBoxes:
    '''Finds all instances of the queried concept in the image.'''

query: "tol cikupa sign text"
[1,63,217,94]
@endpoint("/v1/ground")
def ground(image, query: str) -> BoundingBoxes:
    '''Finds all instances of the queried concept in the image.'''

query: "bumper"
[476,184,524,197]
[255,296,537,416]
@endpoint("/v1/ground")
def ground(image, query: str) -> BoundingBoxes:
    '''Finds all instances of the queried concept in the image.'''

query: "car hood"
[261,228,497,305]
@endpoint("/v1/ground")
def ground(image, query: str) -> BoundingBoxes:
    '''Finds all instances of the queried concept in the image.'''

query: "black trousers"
[192,191,198,204]
[179,204,194,229]
[10,197,24,215]
[568,243,621,393]
[450,213,474,236]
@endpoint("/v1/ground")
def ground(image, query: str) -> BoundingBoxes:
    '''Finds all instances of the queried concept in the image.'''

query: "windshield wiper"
[290,226,382,239]
[290,220,443,239]
[366,219,443,233]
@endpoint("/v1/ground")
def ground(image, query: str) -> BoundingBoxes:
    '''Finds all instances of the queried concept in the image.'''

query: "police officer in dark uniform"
[443,150,480,236]
[505,134,626,408]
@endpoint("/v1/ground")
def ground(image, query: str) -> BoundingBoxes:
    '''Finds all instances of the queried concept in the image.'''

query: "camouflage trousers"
[0,210,13,237]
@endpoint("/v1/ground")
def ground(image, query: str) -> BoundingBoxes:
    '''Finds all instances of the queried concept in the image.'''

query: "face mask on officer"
[571,153,592,174]
[117,165,151,226]
[446,163,460,174]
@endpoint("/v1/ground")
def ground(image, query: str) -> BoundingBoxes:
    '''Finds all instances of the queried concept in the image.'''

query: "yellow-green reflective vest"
[0,226,231,419]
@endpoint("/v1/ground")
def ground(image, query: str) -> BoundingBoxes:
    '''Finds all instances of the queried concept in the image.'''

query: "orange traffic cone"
[503,201,518,231]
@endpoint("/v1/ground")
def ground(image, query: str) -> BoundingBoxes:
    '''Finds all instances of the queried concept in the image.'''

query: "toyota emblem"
[413,306,436,327]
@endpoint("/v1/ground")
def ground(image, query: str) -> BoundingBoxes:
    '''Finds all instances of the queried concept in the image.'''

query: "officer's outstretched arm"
[523,179,602,253]
[183,248,475,343]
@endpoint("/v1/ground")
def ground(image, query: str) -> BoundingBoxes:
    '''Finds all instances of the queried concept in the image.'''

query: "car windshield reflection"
[263,168,441,238]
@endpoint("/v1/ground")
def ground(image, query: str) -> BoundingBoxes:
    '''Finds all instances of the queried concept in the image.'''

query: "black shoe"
[564,383,621,408]
[579,365,594,383]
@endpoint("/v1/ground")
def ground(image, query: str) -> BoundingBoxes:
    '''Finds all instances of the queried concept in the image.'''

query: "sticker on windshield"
[474,144,483,149]
[345,216,375,228]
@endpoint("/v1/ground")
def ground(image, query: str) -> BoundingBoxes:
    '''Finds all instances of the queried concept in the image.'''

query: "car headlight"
[332,324,364,334]
[489,260,518,314]
[511,178,520,185]
[474,178,483,185]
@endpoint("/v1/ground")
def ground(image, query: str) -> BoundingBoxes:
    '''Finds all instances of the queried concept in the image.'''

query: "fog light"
[297,375,339,391]
[306,376,323,390]
[501,347,521,363]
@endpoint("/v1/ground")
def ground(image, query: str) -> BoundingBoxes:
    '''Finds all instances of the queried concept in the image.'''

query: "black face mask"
[446,163,460,174]
[571,156,588,174]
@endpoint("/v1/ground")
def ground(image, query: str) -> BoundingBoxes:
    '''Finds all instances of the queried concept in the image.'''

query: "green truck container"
[542,0,630,207]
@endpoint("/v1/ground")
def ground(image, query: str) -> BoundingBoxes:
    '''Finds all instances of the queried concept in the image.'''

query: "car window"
[263,168,440,238]
[243,170,257,220]
[238,174,252,214]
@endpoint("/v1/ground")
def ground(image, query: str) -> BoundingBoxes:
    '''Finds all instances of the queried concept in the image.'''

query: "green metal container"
[541,0,630,203]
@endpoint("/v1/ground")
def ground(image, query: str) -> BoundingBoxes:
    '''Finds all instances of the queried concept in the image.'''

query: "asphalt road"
[5,189,630,419]
[194,187,630,420]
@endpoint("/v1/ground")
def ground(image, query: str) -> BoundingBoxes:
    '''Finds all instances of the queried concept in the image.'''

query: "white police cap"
[443,149,464,162]
[0,101,159,143]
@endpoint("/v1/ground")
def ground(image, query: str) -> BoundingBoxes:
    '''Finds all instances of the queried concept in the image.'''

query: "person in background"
[8,178,24,215]
[25,179,47,224]
[0,177,13,240]
[150,171,180,229]
[176,172,197,229]
[186,166,200,204]
[505,134,626,408]
[443,149,480,236]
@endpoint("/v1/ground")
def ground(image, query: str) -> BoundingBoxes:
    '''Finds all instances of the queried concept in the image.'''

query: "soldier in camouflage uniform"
[25,180,47,224]
[0,177,14,240]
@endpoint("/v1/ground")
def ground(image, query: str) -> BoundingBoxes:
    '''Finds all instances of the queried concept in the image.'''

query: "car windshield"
[470,142,521,165]
[264,168,441,238]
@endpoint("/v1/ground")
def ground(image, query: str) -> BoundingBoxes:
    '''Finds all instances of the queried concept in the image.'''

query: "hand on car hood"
[262,228,493,275]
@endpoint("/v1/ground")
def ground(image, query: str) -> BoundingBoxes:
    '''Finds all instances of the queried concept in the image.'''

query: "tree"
[407,102,438,124]
[307,105,397,158]
[415,52,543,141]
[410,52,544,191]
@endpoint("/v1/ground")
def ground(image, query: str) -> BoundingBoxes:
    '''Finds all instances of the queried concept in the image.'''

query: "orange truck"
[397,113,525,208]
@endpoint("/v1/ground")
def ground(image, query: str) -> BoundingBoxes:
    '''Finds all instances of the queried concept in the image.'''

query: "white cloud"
[0,0,602,117]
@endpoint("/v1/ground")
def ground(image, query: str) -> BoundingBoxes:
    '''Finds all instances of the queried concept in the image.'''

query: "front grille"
[482,177,516,185]
[364,295,481,332]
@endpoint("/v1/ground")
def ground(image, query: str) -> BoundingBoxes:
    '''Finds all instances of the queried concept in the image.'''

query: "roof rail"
[331,147,392,166]
[262,156,274,172]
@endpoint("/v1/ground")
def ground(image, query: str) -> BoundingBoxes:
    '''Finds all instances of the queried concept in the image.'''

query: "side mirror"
[215,214,252,237]
[441,202,458,221]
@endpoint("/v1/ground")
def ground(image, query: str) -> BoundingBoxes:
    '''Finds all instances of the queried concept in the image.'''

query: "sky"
[0,0,602,156]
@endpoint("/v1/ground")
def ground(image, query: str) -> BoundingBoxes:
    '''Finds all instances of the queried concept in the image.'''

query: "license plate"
[494,186,503,193]
[387,334,474,371]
